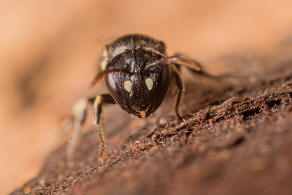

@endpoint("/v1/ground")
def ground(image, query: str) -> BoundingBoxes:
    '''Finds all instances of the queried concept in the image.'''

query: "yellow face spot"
[123,80,132,92]
[145,78,153,91]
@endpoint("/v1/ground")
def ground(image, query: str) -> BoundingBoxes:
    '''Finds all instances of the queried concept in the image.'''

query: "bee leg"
[171,53,220,79]
[171,65,184,119]
[91,94,116,162]
[66,98,88,161]
[172,53,238,81]
[147,53,218,79]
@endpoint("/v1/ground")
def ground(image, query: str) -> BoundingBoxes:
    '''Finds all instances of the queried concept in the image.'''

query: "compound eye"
[145,77,153,91]
[123,80,132,92]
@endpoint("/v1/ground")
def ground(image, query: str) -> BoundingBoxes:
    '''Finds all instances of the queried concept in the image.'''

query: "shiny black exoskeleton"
[104,41,171,118]
[67,34,215,162]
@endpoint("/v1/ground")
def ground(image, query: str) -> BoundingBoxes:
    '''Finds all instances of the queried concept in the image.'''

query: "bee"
[66,34,216,162]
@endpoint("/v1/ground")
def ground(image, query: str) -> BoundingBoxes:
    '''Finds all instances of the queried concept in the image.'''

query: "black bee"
[66,34,216,162]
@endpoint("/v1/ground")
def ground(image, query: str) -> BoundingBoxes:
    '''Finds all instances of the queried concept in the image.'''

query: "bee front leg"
[91,94,116,162]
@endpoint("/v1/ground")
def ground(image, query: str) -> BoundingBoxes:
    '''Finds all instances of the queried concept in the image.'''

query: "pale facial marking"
[145,78,153,91]
[123,80,132,92]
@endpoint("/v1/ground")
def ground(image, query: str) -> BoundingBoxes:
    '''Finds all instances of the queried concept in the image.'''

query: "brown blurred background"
[1,0,292,194]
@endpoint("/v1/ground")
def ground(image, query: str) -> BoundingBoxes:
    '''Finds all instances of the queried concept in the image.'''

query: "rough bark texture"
[12,53,292,195]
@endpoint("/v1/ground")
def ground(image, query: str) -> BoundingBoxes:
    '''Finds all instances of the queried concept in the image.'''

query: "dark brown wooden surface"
[12,44,292,194]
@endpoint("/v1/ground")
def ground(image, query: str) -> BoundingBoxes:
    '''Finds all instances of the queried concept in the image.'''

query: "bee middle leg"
[66,98,89,160]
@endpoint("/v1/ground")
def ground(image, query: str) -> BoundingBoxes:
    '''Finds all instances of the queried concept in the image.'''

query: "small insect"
[66,34,217,162]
